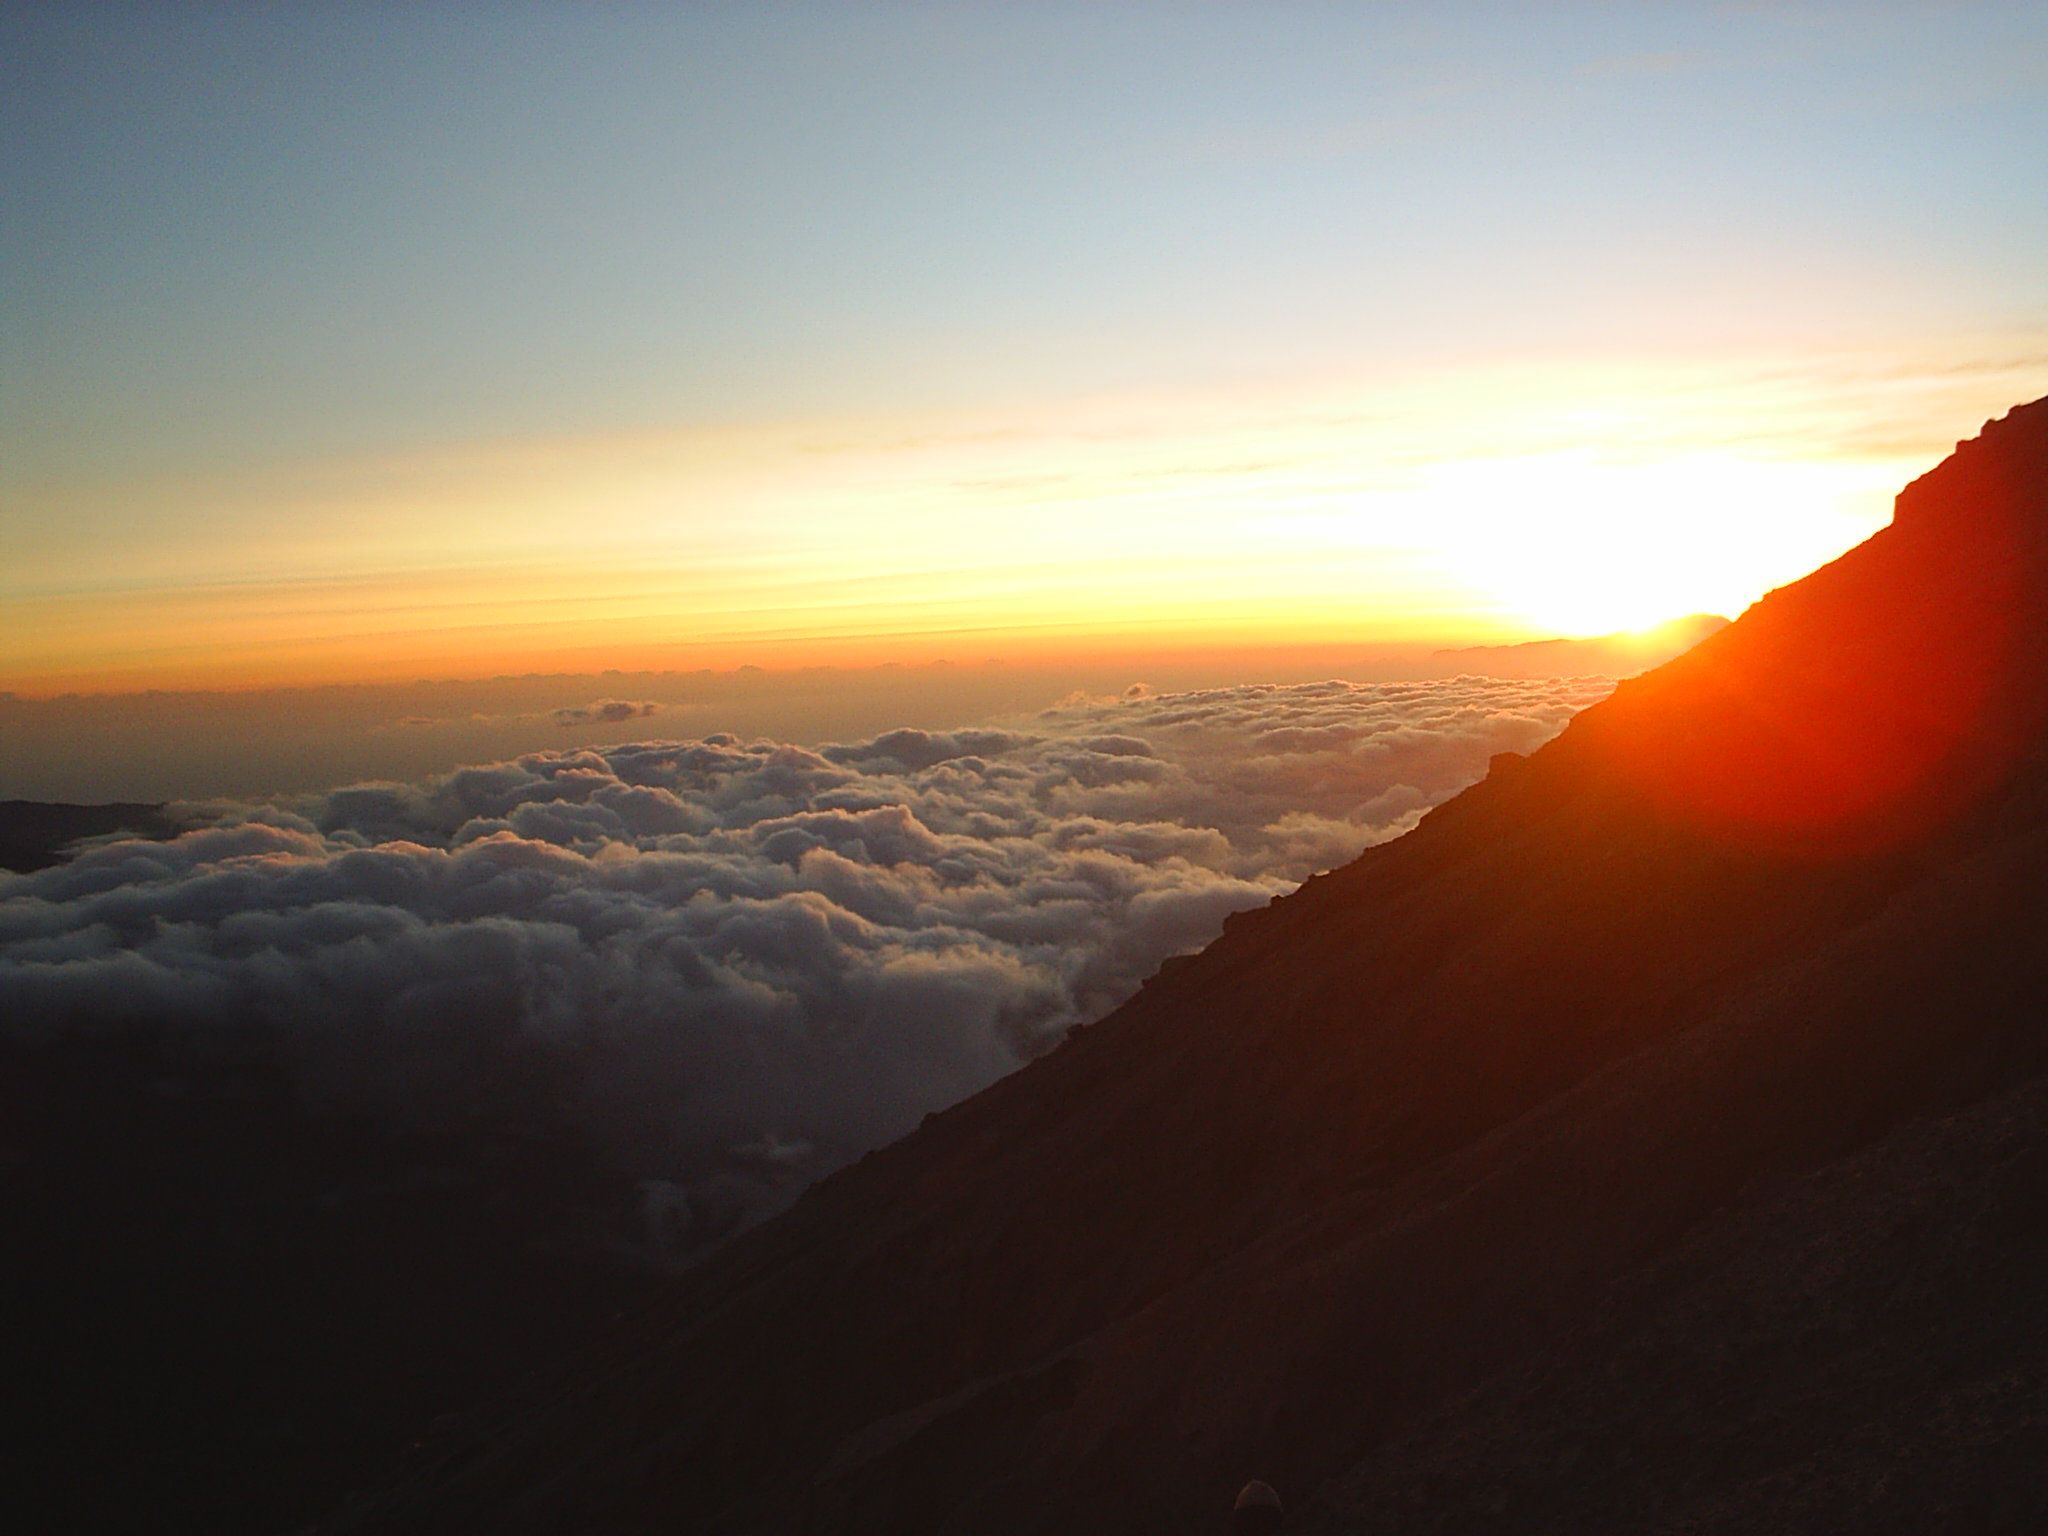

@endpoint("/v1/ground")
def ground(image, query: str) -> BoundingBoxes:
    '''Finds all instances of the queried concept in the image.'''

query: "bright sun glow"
[1413,453,1895,635]
[0,357,1963,692]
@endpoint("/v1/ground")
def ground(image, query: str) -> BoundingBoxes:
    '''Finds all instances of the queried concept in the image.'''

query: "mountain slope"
[327,397,2048,1535]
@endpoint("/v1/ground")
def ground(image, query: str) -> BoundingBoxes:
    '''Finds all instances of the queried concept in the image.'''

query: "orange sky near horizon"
[8,6,2046,699]
[6,350,2034,697]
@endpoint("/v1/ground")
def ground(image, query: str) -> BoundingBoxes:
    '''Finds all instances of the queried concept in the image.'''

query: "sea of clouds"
[0,676,1608,1254]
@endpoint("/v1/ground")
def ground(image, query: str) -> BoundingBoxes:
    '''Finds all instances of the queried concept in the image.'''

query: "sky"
[4,1,2046,697]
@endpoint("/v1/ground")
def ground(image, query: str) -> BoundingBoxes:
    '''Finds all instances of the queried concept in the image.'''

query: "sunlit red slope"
[328,398,2048,1536]
[1556,402,2048,848]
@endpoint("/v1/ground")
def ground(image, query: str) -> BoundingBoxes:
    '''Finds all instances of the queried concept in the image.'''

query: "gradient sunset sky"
[4,2,2045,694]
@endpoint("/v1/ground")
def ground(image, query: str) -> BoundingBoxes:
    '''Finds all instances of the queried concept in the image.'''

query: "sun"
[1482,535,1723,636]
[1415,452,1889,637]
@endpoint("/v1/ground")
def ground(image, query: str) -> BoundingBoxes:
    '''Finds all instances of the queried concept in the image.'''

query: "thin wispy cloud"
[552,699,661,728]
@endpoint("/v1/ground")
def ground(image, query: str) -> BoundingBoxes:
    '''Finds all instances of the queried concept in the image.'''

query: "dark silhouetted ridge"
[324,397,2048,1536]
[1428,612,1729,679]
[0,799,170,872]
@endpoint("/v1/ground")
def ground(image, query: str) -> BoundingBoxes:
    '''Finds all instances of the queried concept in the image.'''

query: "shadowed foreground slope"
[328,398,2048,1535]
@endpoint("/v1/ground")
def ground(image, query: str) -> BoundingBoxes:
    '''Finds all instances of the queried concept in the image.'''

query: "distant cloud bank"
[0,676,1607,1254]
[551,698,662,727]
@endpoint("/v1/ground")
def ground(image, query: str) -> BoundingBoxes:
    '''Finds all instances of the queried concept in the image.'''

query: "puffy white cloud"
[0,676,1608,1255]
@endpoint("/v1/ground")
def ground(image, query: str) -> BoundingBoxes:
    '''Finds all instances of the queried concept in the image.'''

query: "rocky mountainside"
[326,398,2048,1535]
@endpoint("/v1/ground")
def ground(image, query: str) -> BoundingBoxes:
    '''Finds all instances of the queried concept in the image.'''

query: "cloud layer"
[551,698,662,727]
[0,676,1607,1253]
